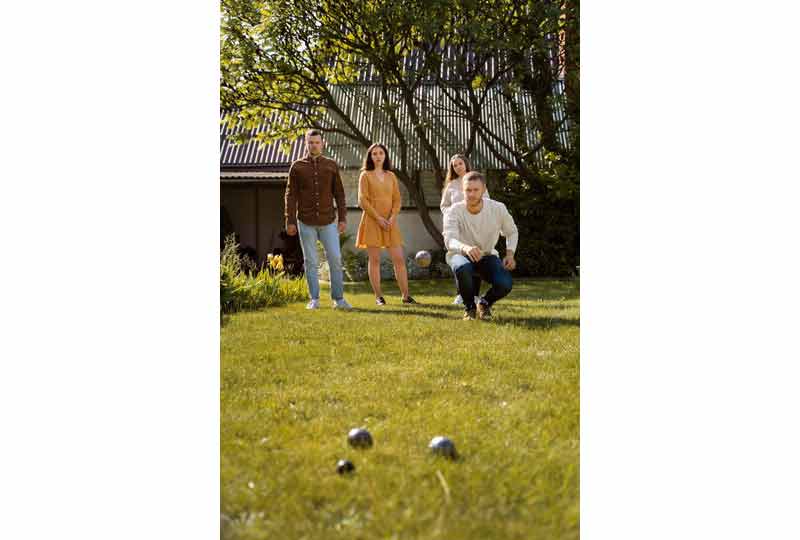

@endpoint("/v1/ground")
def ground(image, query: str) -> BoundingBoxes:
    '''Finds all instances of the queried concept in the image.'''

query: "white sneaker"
[333,299,352,310]
[452,295,463,305]
[306,299,320,310]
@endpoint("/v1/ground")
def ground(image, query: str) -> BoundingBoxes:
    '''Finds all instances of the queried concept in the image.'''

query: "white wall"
[342,208,443,257]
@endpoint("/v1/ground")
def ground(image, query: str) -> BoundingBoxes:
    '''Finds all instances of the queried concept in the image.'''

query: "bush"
[343,250,369,281]
[220,235,307,313]
[487,150,579,278]
[318,241,451,282]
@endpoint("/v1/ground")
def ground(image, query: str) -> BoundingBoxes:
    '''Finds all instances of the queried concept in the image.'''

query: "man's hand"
[287,224,297,236]
[464,245,482,262]
[503,251,516,271]
[338,221,347,234]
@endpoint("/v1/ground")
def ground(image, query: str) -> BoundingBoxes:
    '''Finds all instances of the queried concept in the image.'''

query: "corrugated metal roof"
[350,45,532,84]
[220,80,570,171]
[220,111,306,167]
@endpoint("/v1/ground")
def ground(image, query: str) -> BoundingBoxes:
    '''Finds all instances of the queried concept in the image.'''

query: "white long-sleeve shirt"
[440,177,490,215]
[443,199,519,264]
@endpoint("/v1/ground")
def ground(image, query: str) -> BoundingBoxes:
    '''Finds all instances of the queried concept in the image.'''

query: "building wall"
[340,208,443,257]
[339,169,442,209]
[333,168,444,256]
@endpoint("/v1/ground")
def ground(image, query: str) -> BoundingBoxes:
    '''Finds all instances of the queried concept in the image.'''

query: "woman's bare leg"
[367,247,383,298]
[388,246,409,298]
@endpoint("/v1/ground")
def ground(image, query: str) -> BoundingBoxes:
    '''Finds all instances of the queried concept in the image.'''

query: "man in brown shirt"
[285,129,352,310]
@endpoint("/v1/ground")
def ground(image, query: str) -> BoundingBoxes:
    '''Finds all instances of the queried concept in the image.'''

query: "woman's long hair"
[443,154,472,194]
[361,143,393,171]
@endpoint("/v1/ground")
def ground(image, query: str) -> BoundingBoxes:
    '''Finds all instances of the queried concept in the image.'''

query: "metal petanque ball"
[347,427,373,449]
[415,250,432,268]
[336,459,355,475]
[429,436,457,459]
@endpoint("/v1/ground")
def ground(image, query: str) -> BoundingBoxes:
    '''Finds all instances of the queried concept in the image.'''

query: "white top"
[443,199,519,264]
[440,176,490,215]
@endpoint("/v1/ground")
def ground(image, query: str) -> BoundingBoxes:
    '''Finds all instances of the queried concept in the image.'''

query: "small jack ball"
[415,250,432,268]
[336,459,355,474]
[347,428,373,449]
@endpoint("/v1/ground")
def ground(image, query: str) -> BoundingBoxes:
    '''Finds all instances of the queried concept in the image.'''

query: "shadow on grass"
[367,307,579,329]
[378,302,458,311]
[341,278,579,303]
[369,308,459,320]
[489,315,580,330]
[508,281,580,301]
[500,301,579,309]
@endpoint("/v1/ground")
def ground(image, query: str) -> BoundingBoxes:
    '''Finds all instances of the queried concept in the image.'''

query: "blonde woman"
[439,154,490,305]
[355,143,417,306]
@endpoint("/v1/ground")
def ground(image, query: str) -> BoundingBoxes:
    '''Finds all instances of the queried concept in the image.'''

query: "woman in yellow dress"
[355,143,417,306]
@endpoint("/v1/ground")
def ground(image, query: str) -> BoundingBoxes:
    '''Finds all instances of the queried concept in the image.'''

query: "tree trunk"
[376,83,444,249]
[394,169,444,249]
[561,0,580,133]
[532,49,559,152]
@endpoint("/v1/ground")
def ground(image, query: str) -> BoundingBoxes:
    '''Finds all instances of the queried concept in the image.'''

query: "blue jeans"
[297,220,345,301]
[448,254,513,311]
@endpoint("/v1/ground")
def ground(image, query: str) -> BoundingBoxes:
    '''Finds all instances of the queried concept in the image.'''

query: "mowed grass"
[221,278,579,540]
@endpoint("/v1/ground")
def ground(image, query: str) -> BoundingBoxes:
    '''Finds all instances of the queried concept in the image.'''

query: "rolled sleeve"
[500,205,519,253]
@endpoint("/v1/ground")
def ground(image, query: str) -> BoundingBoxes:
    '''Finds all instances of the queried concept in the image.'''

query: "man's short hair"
[463,171,486,184]
[305,129,323,140]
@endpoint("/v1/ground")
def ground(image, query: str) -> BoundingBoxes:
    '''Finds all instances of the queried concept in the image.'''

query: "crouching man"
[442,171,519,320]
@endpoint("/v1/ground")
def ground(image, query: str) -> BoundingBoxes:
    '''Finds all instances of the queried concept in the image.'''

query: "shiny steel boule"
[347,427,373,449]
[336,459,355,474]
[429,436,457,459]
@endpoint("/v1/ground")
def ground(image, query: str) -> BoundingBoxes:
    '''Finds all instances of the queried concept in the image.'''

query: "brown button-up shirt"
[284,154,347,227]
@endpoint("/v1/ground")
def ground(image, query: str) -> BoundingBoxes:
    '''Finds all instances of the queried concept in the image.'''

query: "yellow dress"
[355,170,404,248]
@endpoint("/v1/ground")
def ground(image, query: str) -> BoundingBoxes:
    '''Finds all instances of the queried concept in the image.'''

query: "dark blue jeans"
[448,254,513,311]
[453,274,481,298]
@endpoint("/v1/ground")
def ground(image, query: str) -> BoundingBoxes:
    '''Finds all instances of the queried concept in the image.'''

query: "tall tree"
[430,0,573,187]
[221,0,579,248]
[222,0,454,246]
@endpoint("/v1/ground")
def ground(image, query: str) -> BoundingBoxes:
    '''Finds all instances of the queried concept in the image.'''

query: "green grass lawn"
[221,278,579,540]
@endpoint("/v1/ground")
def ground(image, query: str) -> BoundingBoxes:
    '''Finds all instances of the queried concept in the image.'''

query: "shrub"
[315,232,371,282]
[220,235,307,313]
[488,150,579,277]
[314,235,453,282]
[343,250,369,281]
